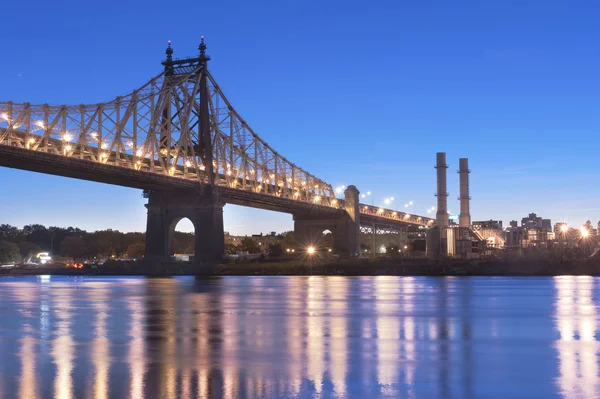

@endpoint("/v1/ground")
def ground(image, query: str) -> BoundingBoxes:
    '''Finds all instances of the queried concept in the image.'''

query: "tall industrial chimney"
[435,152,448,227]
[458,158,471,228]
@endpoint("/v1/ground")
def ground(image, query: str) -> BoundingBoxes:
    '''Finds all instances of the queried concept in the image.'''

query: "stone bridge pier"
[293,185,361,256]
[144,186,224,263]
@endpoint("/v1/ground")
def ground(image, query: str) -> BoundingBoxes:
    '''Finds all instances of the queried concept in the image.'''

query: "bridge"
[0,39,433,262]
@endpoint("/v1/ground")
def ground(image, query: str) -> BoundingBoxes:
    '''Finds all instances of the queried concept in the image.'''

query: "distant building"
[509,220,518,228]
[554,222,568,235]
[542,219,552,232]
[472,220,503,230]
[522,213,543,229]
[505,226,525,249]
[521,213,552,232]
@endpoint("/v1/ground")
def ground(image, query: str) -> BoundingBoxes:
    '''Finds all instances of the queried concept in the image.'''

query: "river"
[0,276,598,398]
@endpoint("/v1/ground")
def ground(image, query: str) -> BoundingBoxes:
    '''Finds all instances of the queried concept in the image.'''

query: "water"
[0,276,598,398]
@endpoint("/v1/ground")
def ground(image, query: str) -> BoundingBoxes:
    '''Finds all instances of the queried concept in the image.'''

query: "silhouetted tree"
[60,236,88,259]
[268,243,284,257]
[224,243,238,255]
[240,237,260,253]
[0,240,21,263]
[18,241,44,257]
[126,243,145,258]
[0,224,21,242]
[280,231,297,250]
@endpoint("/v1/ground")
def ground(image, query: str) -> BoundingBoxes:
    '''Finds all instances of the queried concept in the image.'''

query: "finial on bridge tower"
[165,40,173,63]
[198,36,211,62]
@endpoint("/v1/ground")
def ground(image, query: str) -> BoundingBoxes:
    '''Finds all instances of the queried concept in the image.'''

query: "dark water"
[0,276,598,398]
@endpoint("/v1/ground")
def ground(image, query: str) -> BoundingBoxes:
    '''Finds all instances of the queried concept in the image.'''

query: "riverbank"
[2,258,600,276]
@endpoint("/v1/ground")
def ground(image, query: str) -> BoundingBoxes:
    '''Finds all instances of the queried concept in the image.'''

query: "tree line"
[0,224,194,263]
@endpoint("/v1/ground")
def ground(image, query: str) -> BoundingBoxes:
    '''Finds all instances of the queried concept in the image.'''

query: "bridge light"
[35,120,45,129]
[313,195,321,202]
[185,161,191,167]
[64,145,72,152]
[101,142,108,149]
[0,112,8,120]
[378,208,384,213]
[90,132,98,139]
[404,214,410,219]
[580,226,590,238]
[293,192,299,197]
[63,133,73,142]
[28,138,35,144]
[307,246,315,255]
[332,199,338,205]
[392,211,397,216]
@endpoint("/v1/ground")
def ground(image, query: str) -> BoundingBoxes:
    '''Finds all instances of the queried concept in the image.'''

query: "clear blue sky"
[1,0,599,234]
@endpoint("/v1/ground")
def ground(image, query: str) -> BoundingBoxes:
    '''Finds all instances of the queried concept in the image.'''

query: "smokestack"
[435,152,448,227]
[458,158,471,228]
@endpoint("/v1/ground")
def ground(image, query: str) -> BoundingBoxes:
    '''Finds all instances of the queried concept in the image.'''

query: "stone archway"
[144,187,225,263]
[168,217,196,257]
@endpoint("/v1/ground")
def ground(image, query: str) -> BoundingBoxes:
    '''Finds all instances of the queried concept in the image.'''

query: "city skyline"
[1,1,599,235]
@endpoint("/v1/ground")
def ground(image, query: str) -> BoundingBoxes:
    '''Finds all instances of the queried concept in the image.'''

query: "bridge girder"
[0,43,434,229]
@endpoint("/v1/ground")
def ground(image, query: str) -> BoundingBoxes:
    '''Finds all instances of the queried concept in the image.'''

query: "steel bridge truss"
[0,42,434,228]
[0,57,334,205]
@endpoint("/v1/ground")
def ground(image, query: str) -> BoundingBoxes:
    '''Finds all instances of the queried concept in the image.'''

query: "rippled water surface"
[0,276,599,398]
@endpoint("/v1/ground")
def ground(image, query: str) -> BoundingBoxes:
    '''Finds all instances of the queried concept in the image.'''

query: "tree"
[224,243,239,255]
[280,231,297,251]
[0,224,21,242]
[18,241,44,257]
[240,237,260,254]
[0,240,21,263]
[126,243,145,258]
[268,243,284,257]
[60,236,88,259]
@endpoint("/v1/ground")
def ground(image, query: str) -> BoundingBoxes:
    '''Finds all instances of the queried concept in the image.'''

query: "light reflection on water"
[0,276,599,398]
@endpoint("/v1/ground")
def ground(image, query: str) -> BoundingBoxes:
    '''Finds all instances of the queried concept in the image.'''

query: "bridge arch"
[168,217,195,256]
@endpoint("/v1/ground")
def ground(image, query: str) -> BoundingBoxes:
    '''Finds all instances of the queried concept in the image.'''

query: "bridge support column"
[343,185,360,256]
[144,187,224,264]
[292,185,361,257]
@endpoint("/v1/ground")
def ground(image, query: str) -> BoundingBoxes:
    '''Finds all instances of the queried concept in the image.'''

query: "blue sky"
[1,0,599,234]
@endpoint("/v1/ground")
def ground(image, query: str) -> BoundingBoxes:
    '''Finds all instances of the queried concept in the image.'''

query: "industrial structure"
[0,39,435,264]
[426,152,484,260]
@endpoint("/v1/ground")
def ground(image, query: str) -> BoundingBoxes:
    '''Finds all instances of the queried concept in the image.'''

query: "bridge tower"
[293,185,360,256]
[144,39,225,264]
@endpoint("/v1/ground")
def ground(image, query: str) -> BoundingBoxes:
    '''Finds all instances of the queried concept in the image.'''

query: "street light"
[307,246,316,255]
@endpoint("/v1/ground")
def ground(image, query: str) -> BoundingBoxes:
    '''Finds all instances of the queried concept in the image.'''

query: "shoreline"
[2,258,600,277]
